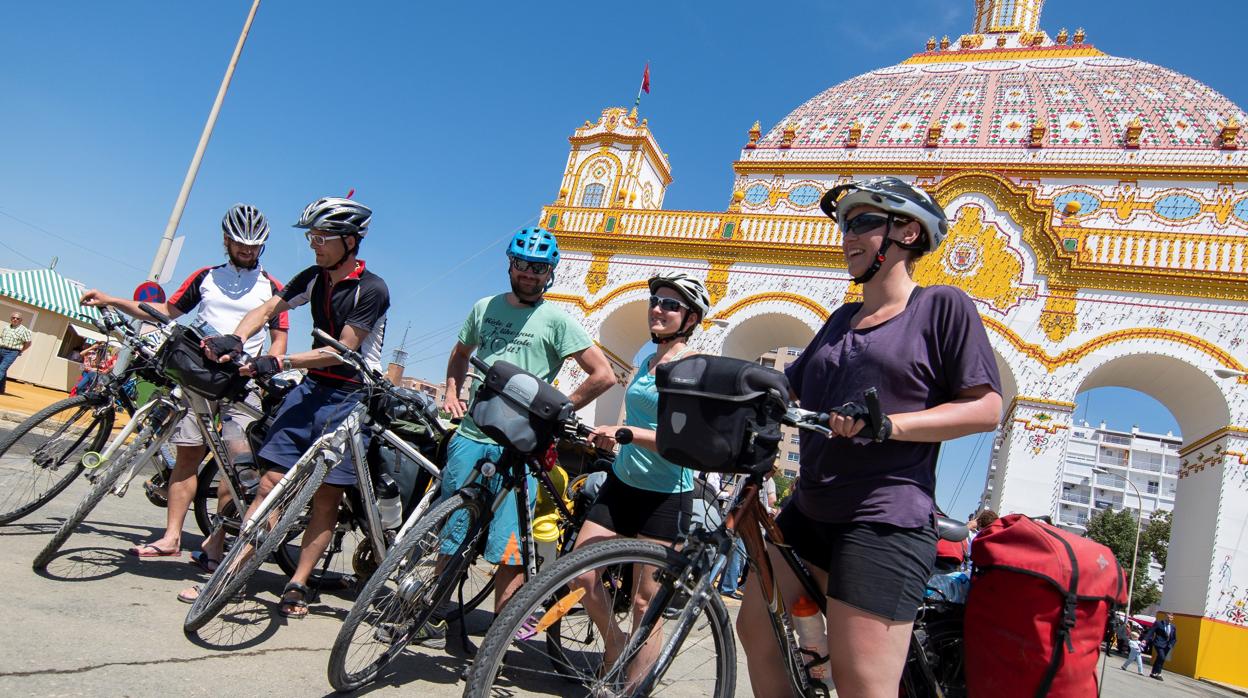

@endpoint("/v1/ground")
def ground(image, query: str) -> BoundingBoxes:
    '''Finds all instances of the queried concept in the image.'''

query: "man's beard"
[510,277,544,304]
[227,249,260,270]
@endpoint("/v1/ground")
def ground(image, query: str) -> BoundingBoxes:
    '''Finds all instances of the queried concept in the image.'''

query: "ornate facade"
[542,0,1247,684]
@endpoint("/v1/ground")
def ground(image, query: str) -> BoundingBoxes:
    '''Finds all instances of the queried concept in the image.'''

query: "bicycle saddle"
[935,514,969,542]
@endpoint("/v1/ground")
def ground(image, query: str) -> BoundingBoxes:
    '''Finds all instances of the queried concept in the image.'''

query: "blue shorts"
[257,379,367,487]
[438,433,536,565]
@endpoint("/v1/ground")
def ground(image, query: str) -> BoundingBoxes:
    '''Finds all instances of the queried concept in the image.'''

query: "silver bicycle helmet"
[819,177,948,252]
[648,273,711,343]
[221,204,270,245]
[294,197,372,237]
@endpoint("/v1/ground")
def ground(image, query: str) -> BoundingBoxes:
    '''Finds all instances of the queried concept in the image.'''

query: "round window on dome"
[1232,199,1248,224]
[744,184,769,205]
[1152,194,1202,221]
[1053,192,1100,216]
[789,185,821,208]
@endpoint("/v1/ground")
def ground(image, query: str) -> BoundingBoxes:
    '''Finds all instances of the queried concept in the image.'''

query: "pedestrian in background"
[0,311,34,394]
[1144,611,1178,680]
[1120,631,1144,674]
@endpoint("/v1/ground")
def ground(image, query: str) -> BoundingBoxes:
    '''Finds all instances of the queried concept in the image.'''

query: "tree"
[773,471,793,502]
[1140,510,1172,571]
[1085,507,1162,611]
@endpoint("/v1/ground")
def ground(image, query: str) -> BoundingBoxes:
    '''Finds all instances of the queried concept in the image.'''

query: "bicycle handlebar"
[137,302,175,327]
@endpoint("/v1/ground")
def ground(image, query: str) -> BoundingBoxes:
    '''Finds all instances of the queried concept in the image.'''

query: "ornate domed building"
[540,0,1246,684]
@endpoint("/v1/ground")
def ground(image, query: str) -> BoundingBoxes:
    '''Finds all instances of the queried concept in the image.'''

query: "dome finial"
[973,0,1045,34]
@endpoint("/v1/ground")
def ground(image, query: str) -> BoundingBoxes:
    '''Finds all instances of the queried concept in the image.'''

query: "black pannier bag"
[655,355,789,475]
[470,359,573,454]
[157,324,249,401]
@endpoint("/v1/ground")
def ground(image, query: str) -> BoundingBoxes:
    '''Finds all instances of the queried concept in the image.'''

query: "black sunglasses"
[649,295,689,313]
[510,258,552,275]
[840,212,895,236]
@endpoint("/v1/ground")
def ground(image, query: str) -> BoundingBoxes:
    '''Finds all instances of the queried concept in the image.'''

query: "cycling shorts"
[257,379,367,487]
[585,471,692,542]
[775,504,936,622]
[169,393,261,448]
[437,433,536,565]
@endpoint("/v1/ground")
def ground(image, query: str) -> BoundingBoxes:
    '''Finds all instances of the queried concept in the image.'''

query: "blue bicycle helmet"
[506,227,561,267]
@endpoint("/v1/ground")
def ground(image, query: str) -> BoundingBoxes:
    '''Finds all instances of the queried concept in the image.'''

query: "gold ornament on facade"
[1218,117,1240,150]
[746,121,762,149]
[705,263,731,306]
[940,35,951,50]
[780,122,797,148]
[1029,119,1046,147]
[926,122,944,147]
[1056,27,1069,44]
[1125,117,1143,149]
[584,253,611,295]
[1073,27,1085,44]
[960,34,985,49]
[927,36,937,51]
[847,122,863,147]
[1038,285,1078,342]
[914,204,1032,312]
[996,34,1008,47]
[557,187,569,204]
[729,189,745,213]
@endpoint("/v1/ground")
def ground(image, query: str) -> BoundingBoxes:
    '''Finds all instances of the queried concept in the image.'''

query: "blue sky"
[1,1,1238,517]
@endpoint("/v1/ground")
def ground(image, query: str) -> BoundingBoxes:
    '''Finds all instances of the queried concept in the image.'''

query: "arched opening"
[591,298,650,425]
[719,311,817,363]
[943,346,1018,520]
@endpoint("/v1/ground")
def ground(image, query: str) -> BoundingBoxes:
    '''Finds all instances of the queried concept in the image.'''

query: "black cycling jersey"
[281,260,389,385]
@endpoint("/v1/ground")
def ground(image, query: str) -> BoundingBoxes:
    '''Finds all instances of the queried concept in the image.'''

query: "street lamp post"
[1093,466,1144,617]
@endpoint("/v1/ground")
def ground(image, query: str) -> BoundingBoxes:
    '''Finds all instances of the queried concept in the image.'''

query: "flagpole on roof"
[147,0,263,283]
[632,61,650,117]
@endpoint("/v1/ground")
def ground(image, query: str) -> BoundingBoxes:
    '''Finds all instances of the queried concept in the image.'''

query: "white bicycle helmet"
[648,273,711,343]
[294,197,372,237]
[221,204,270,245]
[819,177,948,253]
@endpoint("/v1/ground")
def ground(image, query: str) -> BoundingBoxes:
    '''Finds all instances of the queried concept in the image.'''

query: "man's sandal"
[279,582,310,619]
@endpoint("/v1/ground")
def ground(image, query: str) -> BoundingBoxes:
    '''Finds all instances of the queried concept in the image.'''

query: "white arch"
[593,297,650,425]
[1072,352,1231,441]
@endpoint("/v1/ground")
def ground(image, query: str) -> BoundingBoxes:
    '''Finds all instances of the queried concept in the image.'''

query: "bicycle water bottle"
[233,453,261,497]
[377,474,403,531]
[791,595,832,686]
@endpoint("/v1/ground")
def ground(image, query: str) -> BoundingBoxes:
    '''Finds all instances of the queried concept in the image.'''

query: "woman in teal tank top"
[572,273,712,684]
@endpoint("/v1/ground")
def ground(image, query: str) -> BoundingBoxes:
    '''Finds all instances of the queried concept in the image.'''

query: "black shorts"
[775,504,937,622]
[585,471,693,542]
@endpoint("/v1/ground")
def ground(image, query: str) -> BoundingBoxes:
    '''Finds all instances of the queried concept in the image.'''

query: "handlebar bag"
[470,359,573,455]
[156,324,249,401]
[655,355,788,476]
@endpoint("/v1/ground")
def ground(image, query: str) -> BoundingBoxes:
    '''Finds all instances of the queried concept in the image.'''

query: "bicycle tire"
[0,395,114,524]
[191,458,235,538]
[31,421,154,570]
[327,490,487,692]
[463,538,736,698]
[183,456,329,633]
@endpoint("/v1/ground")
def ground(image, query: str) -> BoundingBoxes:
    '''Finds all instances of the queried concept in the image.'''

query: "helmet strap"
[851,215,913,285]
[649,310,697,344]
[326,235,359,271]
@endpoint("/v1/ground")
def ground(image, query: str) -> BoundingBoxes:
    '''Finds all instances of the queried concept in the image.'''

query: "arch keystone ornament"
[538,3,1248,685]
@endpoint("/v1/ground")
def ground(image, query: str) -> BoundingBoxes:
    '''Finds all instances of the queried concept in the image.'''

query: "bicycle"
[30,303,283,571]
[324,355,614,693]
[0,308,179,525]
[183,328,448,633]
[465,391,972,697]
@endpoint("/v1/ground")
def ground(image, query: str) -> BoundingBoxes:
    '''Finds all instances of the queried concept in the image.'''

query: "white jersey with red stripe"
[169,262,289,358]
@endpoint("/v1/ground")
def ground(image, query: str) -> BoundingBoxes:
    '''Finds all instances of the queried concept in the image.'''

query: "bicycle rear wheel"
[183,456,329,633]
[463,538,735,697]
[327,490,488,692]
[0,396,114,524]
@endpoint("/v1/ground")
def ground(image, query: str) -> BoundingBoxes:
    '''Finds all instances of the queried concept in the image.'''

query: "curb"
[1,409,34,426]
[1202,679,1248,697]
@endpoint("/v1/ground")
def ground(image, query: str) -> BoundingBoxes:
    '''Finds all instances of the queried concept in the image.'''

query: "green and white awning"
[0,268,102,324]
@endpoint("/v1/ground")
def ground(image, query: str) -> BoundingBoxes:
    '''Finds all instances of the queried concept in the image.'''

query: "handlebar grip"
[864,388,884,437]
[615,428,634,445]
[312,328,352,354]
[469,355,490,374]
[138,302,175,326]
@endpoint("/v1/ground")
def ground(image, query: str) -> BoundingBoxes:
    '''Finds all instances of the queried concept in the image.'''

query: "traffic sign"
[133,281,166,303]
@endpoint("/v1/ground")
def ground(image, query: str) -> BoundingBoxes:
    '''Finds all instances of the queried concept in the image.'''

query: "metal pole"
[147,0,263,281]
[1124,477,1143,618]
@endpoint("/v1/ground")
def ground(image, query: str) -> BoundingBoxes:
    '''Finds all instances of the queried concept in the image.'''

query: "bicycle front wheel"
[463,538,735,698]
[0,395,114,524]
[327,490,488,692]
[31,419,153,570]
[183,456,329,633]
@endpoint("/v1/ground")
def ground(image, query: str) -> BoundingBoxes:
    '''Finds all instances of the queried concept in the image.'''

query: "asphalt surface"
[0,422,1239,697]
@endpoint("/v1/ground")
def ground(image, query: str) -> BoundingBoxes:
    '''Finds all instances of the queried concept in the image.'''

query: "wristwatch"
[281,356,294,371]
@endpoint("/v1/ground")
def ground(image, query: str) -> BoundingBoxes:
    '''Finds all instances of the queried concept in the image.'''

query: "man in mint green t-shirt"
[437,228,614,629]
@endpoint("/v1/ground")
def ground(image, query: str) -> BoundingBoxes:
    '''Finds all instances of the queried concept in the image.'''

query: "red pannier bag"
[964,514,1127,697]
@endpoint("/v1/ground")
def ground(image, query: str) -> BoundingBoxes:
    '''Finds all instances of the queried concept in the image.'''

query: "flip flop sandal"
[279,582,310,619]
[177,584,244,605]
[190,551,221,573]
[129,543,181,558]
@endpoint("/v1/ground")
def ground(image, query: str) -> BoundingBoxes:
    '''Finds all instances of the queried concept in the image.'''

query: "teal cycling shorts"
[438,433,537,565]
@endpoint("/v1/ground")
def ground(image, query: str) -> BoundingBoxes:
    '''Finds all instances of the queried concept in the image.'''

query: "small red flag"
[641,63,650,94]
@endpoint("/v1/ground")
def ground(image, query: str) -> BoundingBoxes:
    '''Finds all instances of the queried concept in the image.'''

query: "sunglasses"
[839,212,896,236]
[649,295,689,313]
[510,258,552,275]
[305,231,345,246]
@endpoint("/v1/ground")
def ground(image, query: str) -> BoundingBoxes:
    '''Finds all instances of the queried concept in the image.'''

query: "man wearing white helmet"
[736,177,1003,697]
[80,203,289,567]
[198,196,389,618]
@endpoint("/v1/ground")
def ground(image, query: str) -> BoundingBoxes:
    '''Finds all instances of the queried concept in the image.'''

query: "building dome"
[742,4,1246,172]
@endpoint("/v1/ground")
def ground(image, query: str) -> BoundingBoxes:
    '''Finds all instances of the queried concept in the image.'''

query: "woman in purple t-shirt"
[737,177,1003,697]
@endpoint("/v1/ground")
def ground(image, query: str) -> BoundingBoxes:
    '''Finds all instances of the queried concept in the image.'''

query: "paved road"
[0,428,1238,696]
